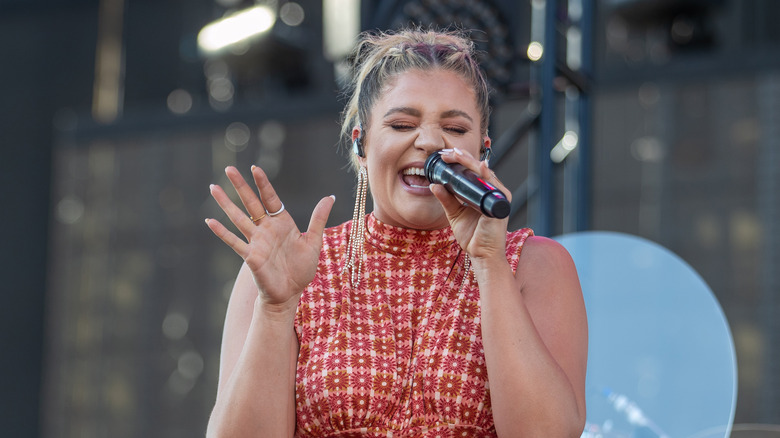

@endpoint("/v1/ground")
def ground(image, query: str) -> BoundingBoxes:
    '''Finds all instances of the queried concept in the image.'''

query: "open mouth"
[402,167,429,189]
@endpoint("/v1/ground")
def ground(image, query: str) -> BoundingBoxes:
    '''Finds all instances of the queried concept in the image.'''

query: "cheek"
[369,166,396,193]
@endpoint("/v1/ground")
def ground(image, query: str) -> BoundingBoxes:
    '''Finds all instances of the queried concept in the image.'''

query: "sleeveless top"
[294,213,533,437]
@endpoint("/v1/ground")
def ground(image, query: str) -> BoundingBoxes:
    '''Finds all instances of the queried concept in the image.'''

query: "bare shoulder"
[515,235,585,332]
[516,236,579,290]
[517,234,588,373]
[516,235,588,422]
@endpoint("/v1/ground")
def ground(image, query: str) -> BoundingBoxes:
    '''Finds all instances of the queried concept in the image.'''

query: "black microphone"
[424,151,511,219]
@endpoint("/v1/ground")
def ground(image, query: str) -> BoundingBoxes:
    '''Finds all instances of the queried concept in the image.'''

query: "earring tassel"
[344,167,367,288]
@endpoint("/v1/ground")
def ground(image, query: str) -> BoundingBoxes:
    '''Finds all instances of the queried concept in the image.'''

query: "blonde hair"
[340,28,492,171]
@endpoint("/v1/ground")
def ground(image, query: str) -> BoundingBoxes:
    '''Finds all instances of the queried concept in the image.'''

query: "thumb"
[305,195,336,241]
[430,184,465,218]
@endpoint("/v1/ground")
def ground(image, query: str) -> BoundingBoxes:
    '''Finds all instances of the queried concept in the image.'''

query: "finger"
[225,166,267,218]
[477,161,513,203]
[430,183,471,219]
[438,147,481,173]
[304,195,336,240]
[205,218,249,258]
[209,183,256,237]
[435,148,512,206]
[251,165,285,217]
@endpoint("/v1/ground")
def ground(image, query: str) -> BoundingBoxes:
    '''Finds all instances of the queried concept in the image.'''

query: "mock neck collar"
[363,213,459,257]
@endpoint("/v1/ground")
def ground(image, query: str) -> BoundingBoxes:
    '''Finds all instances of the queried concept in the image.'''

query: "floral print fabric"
[294,213,533,437]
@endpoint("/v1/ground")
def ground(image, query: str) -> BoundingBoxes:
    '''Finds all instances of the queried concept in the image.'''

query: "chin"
[398,208,449,230]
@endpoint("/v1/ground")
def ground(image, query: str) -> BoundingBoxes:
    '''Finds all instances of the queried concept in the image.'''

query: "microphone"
[424,151,511,219]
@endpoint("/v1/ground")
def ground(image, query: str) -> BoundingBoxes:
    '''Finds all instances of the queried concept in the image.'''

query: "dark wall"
[0,3,97,436]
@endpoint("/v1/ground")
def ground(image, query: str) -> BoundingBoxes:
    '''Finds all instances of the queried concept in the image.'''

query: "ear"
[480,136,493,161]
[352,125,366,160]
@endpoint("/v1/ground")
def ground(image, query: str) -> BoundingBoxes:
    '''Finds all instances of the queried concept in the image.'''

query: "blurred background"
[1,0,779,436]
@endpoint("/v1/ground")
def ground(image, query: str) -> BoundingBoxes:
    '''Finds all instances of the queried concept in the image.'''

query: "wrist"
[469,253,510,278]
[254,295,299,325]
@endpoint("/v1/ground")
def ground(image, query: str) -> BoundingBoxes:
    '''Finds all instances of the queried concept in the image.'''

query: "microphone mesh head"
[424,152,441,183]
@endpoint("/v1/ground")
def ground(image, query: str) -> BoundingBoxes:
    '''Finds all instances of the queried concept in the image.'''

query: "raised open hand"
[206,166,335,311]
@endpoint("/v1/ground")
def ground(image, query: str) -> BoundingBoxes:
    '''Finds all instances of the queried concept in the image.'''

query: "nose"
[413,125,444,155]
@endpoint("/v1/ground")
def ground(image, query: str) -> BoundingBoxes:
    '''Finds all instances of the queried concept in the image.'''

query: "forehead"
[373,68,479,116]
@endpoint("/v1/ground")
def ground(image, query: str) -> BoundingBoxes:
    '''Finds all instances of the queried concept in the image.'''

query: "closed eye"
[390,123,416,131]
[445,126,468,135]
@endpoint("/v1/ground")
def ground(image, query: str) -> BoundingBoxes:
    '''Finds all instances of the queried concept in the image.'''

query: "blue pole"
[537,0,558,236]
[577,0,594,231]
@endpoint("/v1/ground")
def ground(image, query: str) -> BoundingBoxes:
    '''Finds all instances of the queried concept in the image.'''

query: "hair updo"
[340,28,492,171]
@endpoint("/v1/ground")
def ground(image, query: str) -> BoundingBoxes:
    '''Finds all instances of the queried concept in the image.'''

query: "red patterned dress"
[294,213,533,437]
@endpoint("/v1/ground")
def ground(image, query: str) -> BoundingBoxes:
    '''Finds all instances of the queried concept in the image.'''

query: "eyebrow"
[383,106,474,122]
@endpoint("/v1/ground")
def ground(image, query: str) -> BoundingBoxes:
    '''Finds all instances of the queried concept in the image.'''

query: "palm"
[242,217,322,305]
[448,209,506,260]
[206,166,335,308]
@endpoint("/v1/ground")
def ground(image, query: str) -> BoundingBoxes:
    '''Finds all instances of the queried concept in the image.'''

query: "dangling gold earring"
[344,166,367,288]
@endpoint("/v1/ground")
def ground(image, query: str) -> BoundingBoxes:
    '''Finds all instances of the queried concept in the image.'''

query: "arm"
[204,166,335,437]
[472,236,588,437]
[429,150,587,436]
[206,263,299,437]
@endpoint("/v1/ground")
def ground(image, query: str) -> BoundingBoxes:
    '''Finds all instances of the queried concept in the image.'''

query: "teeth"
[402,167,425,176]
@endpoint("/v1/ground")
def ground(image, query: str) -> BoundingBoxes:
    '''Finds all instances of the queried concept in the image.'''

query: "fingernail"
[251,165,257,171]
[453,148,464,156]
[329,195,336,201]
[438,148,454,155]
[209,184,215,191]
[204,218,211,224]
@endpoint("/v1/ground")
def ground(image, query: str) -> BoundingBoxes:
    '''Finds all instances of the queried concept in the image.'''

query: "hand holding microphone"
[425,151,511,219]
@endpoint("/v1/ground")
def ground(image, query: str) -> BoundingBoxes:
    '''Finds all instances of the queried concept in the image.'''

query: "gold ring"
[250,213,267,224]
[268,202,285,217]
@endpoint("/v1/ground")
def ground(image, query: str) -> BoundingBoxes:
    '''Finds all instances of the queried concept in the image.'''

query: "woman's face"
[358,68,487,230]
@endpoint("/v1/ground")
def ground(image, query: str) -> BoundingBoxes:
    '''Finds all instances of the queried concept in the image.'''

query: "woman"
[205,28,587,437]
